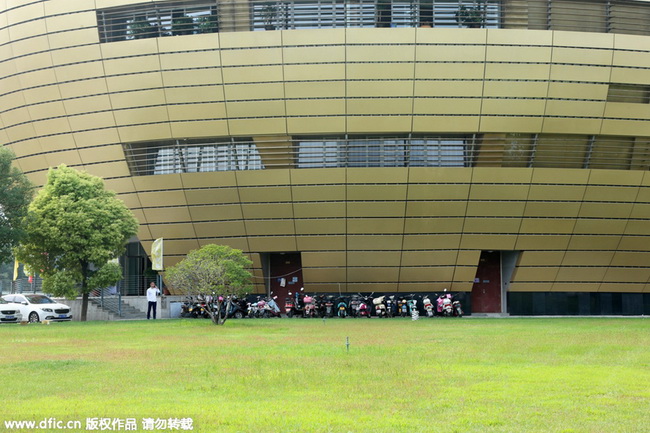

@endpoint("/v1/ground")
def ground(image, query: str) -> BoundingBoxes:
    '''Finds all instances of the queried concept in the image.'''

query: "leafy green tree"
[15,165,138,321]
[165,244,253,325]
[0,148,34,264]
[455,2,485,28]
[128,16,159,39]
[196,13,218,34]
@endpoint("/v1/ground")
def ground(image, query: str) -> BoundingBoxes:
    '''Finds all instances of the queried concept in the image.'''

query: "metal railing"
[122,133,650,174]
[90,287,124,317]
[95,0,650,43]
[607,84,650,104]
[96,0,501,42]
[0,275,153,298]
[124,138,263,177]
[0,278,42,296]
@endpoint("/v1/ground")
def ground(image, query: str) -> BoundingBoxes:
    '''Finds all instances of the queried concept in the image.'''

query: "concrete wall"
[62,299,117,322]
[60,296,185,321]
[121,296,184,319]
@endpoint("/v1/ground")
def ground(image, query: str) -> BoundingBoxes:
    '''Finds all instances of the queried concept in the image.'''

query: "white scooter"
[423,295,435,317]
[373,295,387,317]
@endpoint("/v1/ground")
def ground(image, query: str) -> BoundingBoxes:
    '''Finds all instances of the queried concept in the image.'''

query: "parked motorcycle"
[193,296,210,319]
[180,297,194,318]
[189,301,205,319]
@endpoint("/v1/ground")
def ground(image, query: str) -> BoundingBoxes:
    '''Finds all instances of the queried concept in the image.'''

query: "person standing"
[146,281,161,319]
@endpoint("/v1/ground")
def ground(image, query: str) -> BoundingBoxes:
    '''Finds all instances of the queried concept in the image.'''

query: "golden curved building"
[2,0,650,314]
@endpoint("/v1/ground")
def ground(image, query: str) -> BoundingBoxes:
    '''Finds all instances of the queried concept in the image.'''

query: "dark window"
[607,83,650,104]
[123,137,263,176]
[296,135,469,168]
[97,1,219,43]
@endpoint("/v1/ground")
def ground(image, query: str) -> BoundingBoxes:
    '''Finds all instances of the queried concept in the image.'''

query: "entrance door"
[269,253,303,306]
[471,250,502,313]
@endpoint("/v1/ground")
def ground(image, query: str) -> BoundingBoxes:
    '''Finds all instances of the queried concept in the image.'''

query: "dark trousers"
[147,301,157,319]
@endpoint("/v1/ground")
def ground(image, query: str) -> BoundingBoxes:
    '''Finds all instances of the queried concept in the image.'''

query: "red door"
[269,253,303,306]
[471,251,502,313]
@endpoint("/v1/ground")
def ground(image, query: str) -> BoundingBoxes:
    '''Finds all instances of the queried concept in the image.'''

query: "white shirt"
[146,286,160,302]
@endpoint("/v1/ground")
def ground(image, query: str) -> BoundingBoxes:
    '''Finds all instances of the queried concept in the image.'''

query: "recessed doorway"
[470,250,519,314]
[266,252,304,305]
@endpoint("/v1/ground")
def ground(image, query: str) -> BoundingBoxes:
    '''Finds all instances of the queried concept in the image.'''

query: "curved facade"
[2,0,650,314]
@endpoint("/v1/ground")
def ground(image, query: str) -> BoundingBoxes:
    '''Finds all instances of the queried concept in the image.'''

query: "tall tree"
[15,165,138,321]
[0,148,34,264]
[165,244,253,325]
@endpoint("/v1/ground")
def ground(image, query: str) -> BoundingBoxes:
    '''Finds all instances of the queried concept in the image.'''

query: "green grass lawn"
[0,317,648,433]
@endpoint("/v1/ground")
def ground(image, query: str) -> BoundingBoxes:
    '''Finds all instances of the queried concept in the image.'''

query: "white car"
[0,298,23,323]
[1,294,72,323]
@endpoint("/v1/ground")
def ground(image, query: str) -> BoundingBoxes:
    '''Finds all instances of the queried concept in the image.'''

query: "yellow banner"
[151,238,164,270]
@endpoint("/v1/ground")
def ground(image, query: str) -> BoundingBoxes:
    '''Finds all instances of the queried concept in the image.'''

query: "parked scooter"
[358,294,372,317]
[235,296,250,318]
[284,289,305,317]
[337,298,348,318]
[322,295,334,317]
[303,294,317,318]
[423,295,435,317]
[398,297,409,317]
[225,296,246,319]
[314,295,325,317]
[453,297,463,317]
[312,295,323,317]
[260,295,281,318]
[386,296,396,318]
[437,289,453,317]
[408,296,419,320]
[435,293,445,316]
[349,294,361,317]
[255,297,267,318]
[373,295,387,318]
[450,292,464,317]
[248,296,263,318]
[284,295,297,318]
